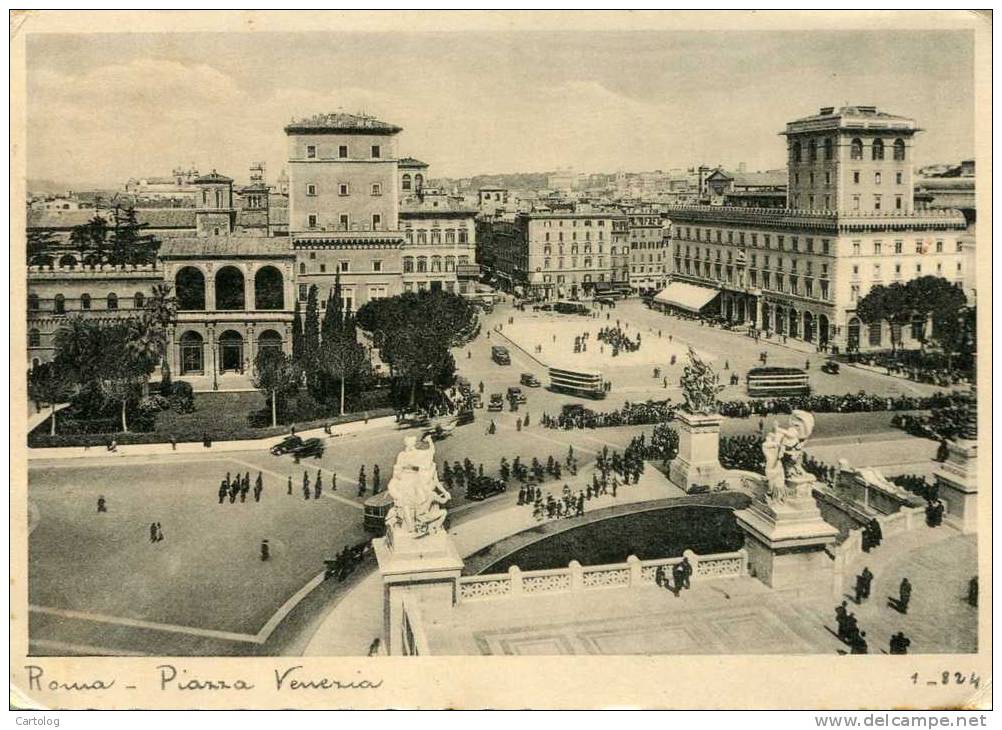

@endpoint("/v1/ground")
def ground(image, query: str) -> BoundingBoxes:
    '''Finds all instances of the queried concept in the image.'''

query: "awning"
[653,282,720,313]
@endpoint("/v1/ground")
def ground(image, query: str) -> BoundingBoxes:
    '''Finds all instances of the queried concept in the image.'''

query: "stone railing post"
[627,555,642,587]
[738,548,749,576]
[508,566,523,597]
[683,549,698,583]
[569,560,583,592]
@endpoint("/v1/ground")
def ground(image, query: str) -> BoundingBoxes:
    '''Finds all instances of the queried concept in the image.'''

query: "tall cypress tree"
[291,300,304,362]
[304,285,321,364]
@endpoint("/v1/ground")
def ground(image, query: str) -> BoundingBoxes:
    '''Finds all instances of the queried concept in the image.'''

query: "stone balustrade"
[457,548,749,603]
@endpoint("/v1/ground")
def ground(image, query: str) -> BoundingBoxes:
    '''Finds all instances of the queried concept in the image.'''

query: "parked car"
[821,361,840,375]
[487,393,505,411]
[271,435,304,456]
[292,437,325,460]
[507,386,527,404]
[520,372,541,387]
[491,345,511,365]
[466,477,507,501]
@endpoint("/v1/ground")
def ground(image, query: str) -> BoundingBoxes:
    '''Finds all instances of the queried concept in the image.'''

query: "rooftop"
[194,171,233,184]
[784,105,918,135]
[159,236,294,259]
[284,112,402,136]
[399,157,429,168]
[28,208,198,230]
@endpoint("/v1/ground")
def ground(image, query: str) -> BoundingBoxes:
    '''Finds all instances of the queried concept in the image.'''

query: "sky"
[25,29,975,189]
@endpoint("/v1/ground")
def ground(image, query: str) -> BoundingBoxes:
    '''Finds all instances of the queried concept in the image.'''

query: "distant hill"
[434,172,553,192]
[27,178,113,196]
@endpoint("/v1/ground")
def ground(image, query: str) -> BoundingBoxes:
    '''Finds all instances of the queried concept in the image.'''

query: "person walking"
[155,522,164,542]
[150,522,158,543]
[97,496,107,513]
[373,465,381,494]
[850,630,868,654]
[357,466,367,497]
[315,472,323,499]
[260,539,270,562]
[889,632,911,655]
[835,601,848,641]
[860,566,873,600]
[898,577,912,614]
[287,475,293,496]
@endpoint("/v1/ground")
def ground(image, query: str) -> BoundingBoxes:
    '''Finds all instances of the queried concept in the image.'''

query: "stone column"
[244,264,255,312]
[205,265,216,311]
[754,296,763,328]
[668,410,726,493]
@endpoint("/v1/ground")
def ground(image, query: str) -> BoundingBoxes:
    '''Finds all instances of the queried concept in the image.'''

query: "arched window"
[402,174,412,191]
[81,293,91,310]
[893,139,906,161]
[458,230,468,244]
[871,138,884,161]
[431,256,442,273]
[868,321,882,346]
[107,293,118,310]
[59,254,77,269]
[414,174,424,189]
[28,329,40,347]
[824,138,833,160]
[791,141,802,163]
[808,139,817,162]
[417,231,427,245]
[27,293,39,311]
[416,257,427,273]
[850,138,863,160]
[175,267,206,310]
[403,257,414,273]
[254,266,284,310]
[215,266,245,311]
[299,262,306,274]
[258,329,283,352]
[54,294,65,314]
[445,256,455,272]
[445,230,455,244]
[134,292,145,309]
[430,230,441,245]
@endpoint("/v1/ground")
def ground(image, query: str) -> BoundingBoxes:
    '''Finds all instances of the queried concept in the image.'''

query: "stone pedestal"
[374,528,463,656]
[668,410,726,493]
[734,473,839,594]
[934,438,978,534]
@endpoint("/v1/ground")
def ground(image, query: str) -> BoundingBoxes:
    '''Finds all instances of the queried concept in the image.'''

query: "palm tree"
[143,283,178,384]
[125,316,165,396]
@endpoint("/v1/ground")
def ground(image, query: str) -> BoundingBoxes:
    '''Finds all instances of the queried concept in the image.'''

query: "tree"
[291,300,304,362]
[108,206,160,267]
[53,316,105,386]
[856,282,912,355]
[934,305,976,372]
[125,316,165,396]
[319,312,371,415]
[71,215,110,267]
[253,348,300,427]
[27,362,74,436]
[143,282,177,383]
[303,285,321,365]
[27,230,57,267]
[906,276,968,350]
[99,325,146,432]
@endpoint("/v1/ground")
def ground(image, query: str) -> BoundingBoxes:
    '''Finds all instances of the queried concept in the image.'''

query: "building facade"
[626,207,670,293]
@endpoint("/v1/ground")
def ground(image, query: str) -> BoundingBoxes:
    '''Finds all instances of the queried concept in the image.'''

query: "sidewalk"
[27,414,398,461]
[302,465,681,655]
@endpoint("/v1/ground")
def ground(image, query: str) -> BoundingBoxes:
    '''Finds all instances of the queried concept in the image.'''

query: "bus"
[363,491,394,535]
[746,367,811,397]
[548,365,606,399]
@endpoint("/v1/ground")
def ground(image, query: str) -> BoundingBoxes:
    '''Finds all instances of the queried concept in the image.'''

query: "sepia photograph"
[9,9,991,712]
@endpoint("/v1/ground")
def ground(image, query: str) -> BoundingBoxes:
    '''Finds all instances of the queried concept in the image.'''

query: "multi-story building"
[625,206,670,294]
[399,197,478,295]
[477,211,628,299]
[399,157,429,195]
[478,187,509,216]
[661,105,969,353]
[785,105,917,214]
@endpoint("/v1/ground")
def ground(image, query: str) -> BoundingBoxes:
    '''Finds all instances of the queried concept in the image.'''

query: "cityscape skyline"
[27,29,974,189]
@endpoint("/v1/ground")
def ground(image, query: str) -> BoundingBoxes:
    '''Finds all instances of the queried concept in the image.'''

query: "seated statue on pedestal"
[761,409,815,504]
[385,435,452,538]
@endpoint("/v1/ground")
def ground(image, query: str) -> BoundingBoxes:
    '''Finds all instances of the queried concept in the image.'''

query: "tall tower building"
[284,112,402,233]
[783,105,919,214]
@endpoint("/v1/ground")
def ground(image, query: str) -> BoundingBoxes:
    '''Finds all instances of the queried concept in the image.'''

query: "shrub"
[166,380,195,414]
[138,394,170,416]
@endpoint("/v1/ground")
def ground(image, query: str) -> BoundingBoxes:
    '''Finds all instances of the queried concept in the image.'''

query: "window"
[402,174,411,191]
[28,293,39,311]
[893,139,906,161]
[895,196,902,210]
[850,138,863,160]
[874,172,881,185]
[822,240,830,255]
[935,239,943,253]
[417,257,427,273]
[306,184,316,196]
[853,171,860,184]
[792,141,802,163]
[874,195,882,211]
[808,140,817,162]
[339,183,349,196]
[852,241,861,256]
[306,145,316,159]
[372,214,382,230]
[107,293,118,310]
[339,214,349,229]
[134,292,144,309]
[825,171,831,185]
[869,322,882,346]
[299,284,308,301]
[896,171,903,185]
[872,138,884,160]
[873,241,882,255]
[339,261,349,272]
[308,214,318,228]
[28,329,40,348]
[338,145,348,159]
[403,257,414,273]
[824,137,833,160]
[852,195,860,210]
[851,284,860,302]
[371,184,381,196]
[371,145,381,159]
[299,262,306,274]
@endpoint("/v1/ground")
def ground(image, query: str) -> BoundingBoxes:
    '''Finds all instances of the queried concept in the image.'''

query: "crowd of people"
[891,406,970,443]
[217,471,265,504]
[324,542,371,582]
[542,399,677,430]
[834,558,916,654]
[595,325,642,356]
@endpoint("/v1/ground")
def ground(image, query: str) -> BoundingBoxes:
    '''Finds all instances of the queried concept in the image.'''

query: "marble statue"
[679,346,725,415]
[385,435,451,538]
[762,410,816,503]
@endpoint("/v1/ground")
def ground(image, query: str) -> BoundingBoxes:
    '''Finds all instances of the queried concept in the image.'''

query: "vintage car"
[487,393,505,412]
[491,345,511,365]
[465,477,507,502]
[821,361,841,375]
[291,437,325,460]
[520,372,541,388]
[270,434,304,456]
[507,386,527,404]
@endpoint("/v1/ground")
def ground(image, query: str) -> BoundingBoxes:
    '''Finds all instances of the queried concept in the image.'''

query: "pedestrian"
[260,539,270,562]
[107,438,117,453]
[358,466,367,497]
[202,431,212,448]
[332,472,337,492]
[156,522,164,542]
[670,562,685,597]
[889,632,911,655]
[898,578,912,614]
[516,419,522,432]
[968,576,978,607]
[315,472,323,499]
[150,522,158,543]
[655,565,666,588]
[373,465,381,494]
[97,496,107,513]
[835,601,848,640]
[860,566,873,600]
[679,556,692,590]
[170,436,177,451]
[287,475,293,496]
[850,630,868,654]
[805,359,811,370]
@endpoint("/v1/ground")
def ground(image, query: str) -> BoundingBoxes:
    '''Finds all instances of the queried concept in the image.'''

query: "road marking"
[225,457,363,511]
[29,605,260,644]
[29,638,150,657]
[256,571,327,640]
